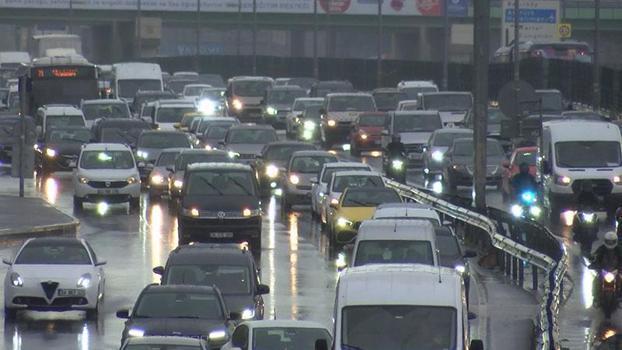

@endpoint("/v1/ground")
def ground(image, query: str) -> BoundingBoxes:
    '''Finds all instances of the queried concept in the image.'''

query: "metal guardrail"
[385,179,568,350]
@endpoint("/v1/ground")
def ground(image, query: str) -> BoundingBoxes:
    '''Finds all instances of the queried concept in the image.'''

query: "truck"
[112,62,163,104]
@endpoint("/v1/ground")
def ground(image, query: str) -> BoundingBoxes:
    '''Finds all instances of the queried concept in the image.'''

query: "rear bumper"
[178,216,262,243]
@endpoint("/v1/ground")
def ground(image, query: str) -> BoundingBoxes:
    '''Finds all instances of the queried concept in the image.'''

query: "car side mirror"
[463,250,477,259]
[470,339,484,350]
[257,284,270,295]
[501,159,510,168]
[94,260,107,266]
[152,266,164,275]
[116,309,130,319]
[2,258,12,265]
[166,166,175,173]
[229,311,242,321]
[315,339,329,350]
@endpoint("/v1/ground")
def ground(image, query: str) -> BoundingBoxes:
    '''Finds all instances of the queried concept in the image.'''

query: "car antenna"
[436,249,442,283]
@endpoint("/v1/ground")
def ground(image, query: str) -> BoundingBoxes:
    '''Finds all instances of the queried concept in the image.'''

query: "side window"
[231,325,249,350]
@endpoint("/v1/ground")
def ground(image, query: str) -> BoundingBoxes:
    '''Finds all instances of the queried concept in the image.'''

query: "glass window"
[556,141,621,168]
[373,92,403,110]
[186,170,255,196]
[341,306,457,350]
[432,132,473,147]
[156,152,180,167]
[205,125,231,139]
[232,325,249,349]
[100,127,146,145]
[333,175,383,192]
[436,234,462,268]
[82,103,129,120]
[264,145,314,162]
[423,94,472,111]
[138,133,191,149]
[514,151,537,166]
[327,96,375,112]
[165,264,251,294]
[156,107,197,123]
[232,81,273,97]
[302,105,323,120]
[175,153,230,170]
[452,140,502,157]
[358,114,386,127]
[16,241,91,265]
[342,190,401,207]
[80,150,134,170]
[252,328,331,350]
[227,129,276,144]
[293,99,323,111]
[118,79,162,99]
[46,129,91,143]
[45,115,85,129]
[354,240,434,266]
[393,114,442,133]
[321,167,368,183]
[184,86,208,97]
[134,292,224,319]
[267,90,307,105]
[167,80,195,94]
[290,156,337,174]
[400,86,438,99]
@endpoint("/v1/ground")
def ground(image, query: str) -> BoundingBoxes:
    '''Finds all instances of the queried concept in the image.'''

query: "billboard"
[501,0,561,43]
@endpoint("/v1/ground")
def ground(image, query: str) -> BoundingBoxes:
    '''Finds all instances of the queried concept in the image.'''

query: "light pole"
[513,0,520,82]
[313,0,319,80]
[593,0,601,110]
[252,0,257,75]
[237,0,241,56]
[69,0,74,35]
[442,0,449,91]
[136,0,142,58]
[377,0,383,87]
[195,0,201,71]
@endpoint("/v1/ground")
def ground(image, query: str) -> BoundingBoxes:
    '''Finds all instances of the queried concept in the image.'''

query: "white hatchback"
[221,320,332,350]
[73,143,141,212]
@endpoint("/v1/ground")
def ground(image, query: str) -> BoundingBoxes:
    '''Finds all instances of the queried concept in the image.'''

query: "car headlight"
[431,150,444,162]
[45,148,57,158]
[77,273,92,289]
[79,176,89,184]
[327,119,336,127]
[183,208,200,217]
[151,174,164,185]
[127,176,138,185]
[265,164,279,179]
[391,159,404,170]
[241,308,255,320]
[173,179,183,189]
[605,272,616,284]
[128,328,145,338]
[137,151,148,159]
[614,176,622,184]
[555,175,571,186]
[337,217,353,227]
[582,212,595,223]
[204,144,213,151]
[266,106,277,116]
[242,208,261,217]
[511,204,523,218]
[452,164,465,171]
[360,133,368,140]
[10,272,23,287]
[454,265,466,274]
[529,205,542,217]
[232,99,243,111]
[208,330,227,341]
[304,120,316,130]
[198,99,216,114]
[289,174,300,185]
[336,252,347,269]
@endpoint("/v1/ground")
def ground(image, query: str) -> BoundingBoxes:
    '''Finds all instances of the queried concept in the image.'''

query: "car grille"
[41,281,58,299]
[194,210,247,218]
[13,297,88,307]
[572,179,613,196]
[88,181,128,189]
[405,144,425,153]
[466,166,498,176]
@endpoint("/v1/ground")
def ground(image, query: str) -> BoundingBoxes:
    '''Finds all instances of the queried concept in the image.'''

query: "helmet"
[518,162,529,175]
[391,134,401,143]
[604,231,618,249]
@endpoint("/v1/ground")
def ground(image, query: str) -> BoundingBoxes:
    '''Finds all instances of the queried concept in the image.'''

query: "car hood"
[336,207,377,222]
[12,264,94,281]
[183,195,259,211]
[45,143,83,155]
[78,168,137,180]
[221,294,255,314]
[326,111,364,122]
[227,144,263,156]
[129,318,225,337]
[399,132,432,145]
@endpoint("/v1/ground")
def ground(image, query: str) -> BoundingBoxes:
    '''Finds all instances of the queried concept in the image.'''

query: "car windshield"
[82,103,129,120]
[45,115,84,129]
[186,170,255,196]
[267,90,307,105]
[321,167,369,183]
[80,150,134,170]
[291,156,337,173]
[184,86,209,96]
[228,129,276,144]
[176,153,229,170]
[341,306,456,350]
[292,99,323,110]
[100,127,146,145]
[303,105,323,119]
[437,234,461,268]
[556,141,622,168]
[453,140,503,157]
[374,92,403,110]
[342,190,401,207]
[264,145,314,162]
[432,132,473,147]
[138,133,190,149]
[515,151,537,166]
[424,94,472,111]
[253,328,331,350]
[201,89,226,100]
[16,241,91,265]
[328,96,375,112]
[400,86,438,99]
[46,129,91,144]
[165,264,251,294]
[205,125,231,139]
[359,114,386,127]
[134,292,224,319]
[124,345,201,350]
[156,107,197,123]
[393,114,442,133]
[488,108,509,123]
[233,81,272,97]
[118,79,162,99]
[156,152,180,166]
[333,175,383,192]
[354,240,434,266]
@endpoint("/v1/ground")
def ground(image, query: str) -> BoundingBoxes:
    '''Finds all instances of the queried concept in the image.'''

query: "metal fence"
[385,179,567,350]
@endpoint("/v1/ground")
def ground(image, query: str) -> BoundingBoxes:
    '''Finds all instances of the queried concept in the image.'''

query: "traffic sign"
[558,23,572,39]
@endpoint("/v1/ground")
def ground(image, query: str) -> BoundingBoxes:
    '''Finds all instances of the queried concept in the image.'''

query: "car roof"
[42,105,83,114]
[294,97,324,102]
[265,141,316,147]
[229,124,275,130]
[241,320,329,329]
[156,99,195,106]
[421,91,471,96]
[357,219,436,240]
[47,126,89,131]
[144,284,219,294]
[333,170,381,177]
[269,85,306,91]
[81,99,126,105]
[323,162,370,169]
[187,162,252,172]
[160,147,188,154]
[433,128,473,134]
[326,92,372,98]
[125,336,205,346]
[26,237,84,246]
[97,118,149,125]
[344,187,397,195]
[82,143,132,151]
[140,130,187,136]
[391,111,439,116]
[397,80,437,87]
[168,244,254,265]
[178,149,228,156]
[229,76,273,82]
[373,88,400,93]
[290,150,336,157]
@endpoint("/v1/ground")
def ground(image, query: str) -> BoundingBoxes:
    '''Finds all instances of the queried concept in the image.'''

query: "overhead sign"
[447,0,468,17]
[558,23,572,39]
[501,0,561,43]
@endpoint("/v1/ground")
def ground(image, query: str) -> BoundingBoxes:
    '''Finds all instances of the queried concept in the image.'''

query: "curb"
[0,218,79,239]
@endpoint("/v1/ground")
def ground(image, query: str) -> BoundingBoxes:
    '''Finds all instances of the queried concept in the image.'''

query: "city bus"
[493,40,593,63]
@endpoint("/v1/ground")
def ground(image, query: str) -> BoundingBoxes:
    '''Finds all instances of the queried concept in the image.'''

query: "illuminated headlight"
[208,330,227,341]
[128,328,145,338]
[173,179,183,189]
[241,309,255,320]
[204,144,213,150]
[431,150,444,162]
[137,151,148,159]
[266,106,277,116]
[605,272,616,283]
[127,176,138,185]
[184,208,200,217]
[521,191,536,204]
[302,130,314,140]
[198,99,216,114]
[511,204,523,218]
[265,164,279,178]
[151,174,164,185]
[614,176,622,184]
[391,159,404,170]
[327,119,336,127]
[304,120,316,130]
[556,175,571,185]
[454,265,466,274]
[79,176,89,184]
[232,99,243,111]
[10,272,23,287]
[330,198,339,206]
[529,206,542,217]
[582,213,595,223]
[360,133,368,140]
[336,252,347,269]
[337,217,353,227]
[77,273,92,289]
[289,174,300,185]
[45,148,57,158]
[228,151,240,159]
[319,192,325,198]
[242,208,261,217]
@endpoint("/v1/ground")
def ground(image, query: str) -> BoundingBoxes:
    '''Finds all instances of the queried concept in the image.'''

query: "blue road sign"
[505,9,557,24]
[447,0,468,17]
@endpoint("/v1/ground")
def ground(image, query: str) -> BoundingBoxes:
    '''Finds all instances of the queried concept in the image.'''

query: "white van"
[350,219,438,267]
[112,62,163,103]
[36,105,86,136]
[0,51,31,69]
[541,120,622,220]
[151,99,197,131]
[333,264,483,350]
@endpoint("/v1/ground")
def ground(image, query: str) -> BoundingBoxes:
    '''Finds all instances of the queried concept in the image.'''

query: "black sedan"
[36,126,91,174]
[442,138,506,190]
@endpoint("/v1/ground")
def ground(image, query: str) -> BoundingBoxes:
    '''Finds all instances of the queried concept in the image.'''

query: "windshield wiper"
[229,178,253,196]
[199,178,224,196]
[173,315,202,319]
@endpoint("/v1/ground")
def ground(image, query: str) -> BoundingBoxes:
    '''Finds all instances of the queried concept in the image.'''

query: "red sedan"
[349,112,387,156]
[501,146,538,201]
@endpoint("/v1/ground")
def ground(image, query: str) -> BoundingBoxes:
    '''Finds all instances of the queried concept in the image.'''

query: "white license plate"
[58,289,86,297]
[210,232,234,238]
[97,189,119,194]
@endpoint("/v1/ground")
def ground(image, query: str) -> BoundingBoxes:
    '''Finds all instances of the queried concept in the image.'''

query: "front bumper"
[5,282,98,311]
[74,181,141,203]
[322,124,351,143]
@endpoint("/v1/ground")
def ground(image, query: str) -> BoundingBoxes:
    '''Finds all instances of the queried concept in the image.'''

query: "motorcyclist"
[386,134,406,160]
[510,162,537,201]
[577,180,600,211]
[591,231,622,306]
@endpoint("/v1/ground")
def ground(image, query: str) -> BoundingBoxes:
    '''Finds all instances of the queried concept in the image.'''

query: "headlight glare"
[45,148,57,158]
[241,308,255,320]
[128,328,145,337]
[232,99,243,111]
[77,273,92,288]
[127,176,138,185]
[327,119,336,127]
[151,174,164,185]
[289,174,300,185]
[529,206,542,217]
[391,159,404,170]
[431,150,444,162]
[454,265,466,274]
[173,179,183,189]
[79,176,89,184]
[304,120,316,130]
[337,217,353,227]
[605,272,616,283]
[266,106,277,115]
[10,272,23,287]
[265,165,279,178]
[511,204,523,218]
[208,330,227,341]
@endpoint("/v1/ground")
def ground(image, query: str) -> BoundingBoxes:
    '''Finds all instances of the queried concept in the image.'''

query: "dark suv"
[177,163,262,255]
[153,243,269,321]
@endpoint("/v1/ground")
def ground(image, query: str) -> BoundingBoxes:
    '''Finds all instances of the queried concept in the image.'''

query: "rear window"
[354,240,433,266]
[186,170,256,196]
[321,167,370,183]
[333,175,384,192]
[327,96,375,112]
[156,151,180,166]
[290,156,337,174]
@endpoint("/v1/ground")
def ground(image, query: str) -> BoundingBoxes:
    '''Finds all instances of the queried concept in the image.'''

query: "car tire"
[4,306,16,320]
[86,302,98,321]
[73,196,83,212]
[129,198,140,212]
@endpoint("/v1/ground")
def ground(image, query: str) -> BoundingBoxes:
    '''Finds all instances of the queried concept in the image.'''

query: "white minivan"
[541,120,622,222]
[330,264,483,350]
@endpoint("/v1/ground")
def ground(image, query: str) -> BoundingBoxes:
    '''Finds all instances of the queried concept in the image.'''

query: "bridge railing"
[386,179,567,350]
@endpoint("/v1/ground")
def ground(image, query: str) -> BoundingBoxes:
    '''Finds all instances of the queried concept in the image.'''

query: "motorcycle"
[385,153,407,184]
[592,267,620,319]
[573,209,599,256]
[510,189,542,221]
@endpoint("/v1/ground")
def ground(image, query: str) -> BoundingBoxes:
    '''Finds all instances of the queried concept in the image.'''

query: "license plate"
[97,189,119,194]
[58,289,86,297]
[210,232,234,238]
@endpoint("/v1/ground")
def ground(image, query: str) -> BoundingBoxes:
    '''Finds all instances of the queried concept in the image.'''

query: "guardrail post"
[505,252,511,276]
[519,260,525,288]
[532,265,538,291]
[512,256,518,281]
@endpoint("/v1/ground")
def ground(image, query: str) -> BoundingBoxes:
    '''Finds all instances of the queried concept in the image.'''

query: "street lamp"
[252,0,257,75]
[313,0,319,80]
[377,0,383,87]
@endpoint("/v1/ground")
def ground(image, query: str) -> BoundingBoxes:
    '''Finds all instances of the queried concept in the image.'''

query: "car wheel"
[73,196,83,212]
[129,198,140,212]
[4,306,16,320]
[86,302,99,321]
